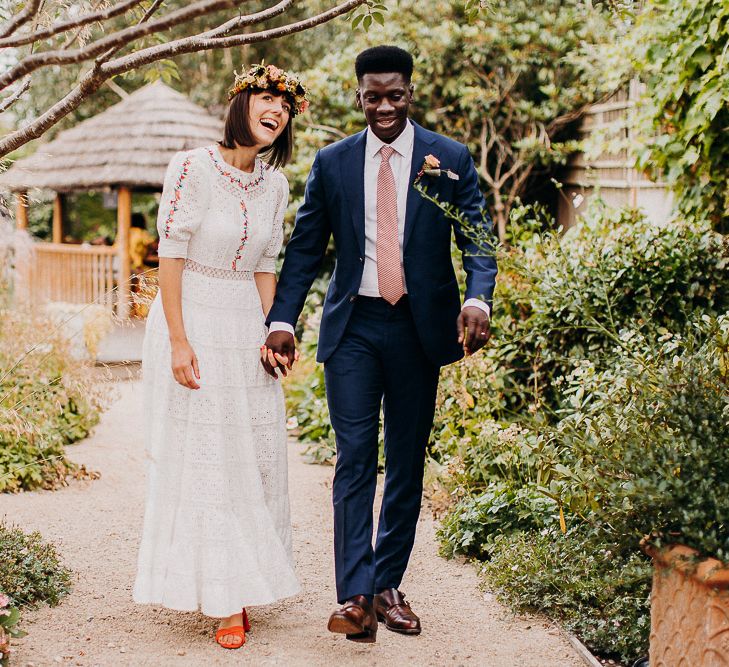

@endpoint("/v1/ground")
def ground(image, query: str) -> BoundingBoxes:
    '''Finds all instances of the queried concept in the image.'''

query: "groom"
[264,45,497,641]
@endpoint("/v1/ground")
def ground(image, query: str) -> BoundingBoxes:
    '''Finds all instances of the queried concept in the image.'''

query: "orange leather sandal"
[214,609,251,649]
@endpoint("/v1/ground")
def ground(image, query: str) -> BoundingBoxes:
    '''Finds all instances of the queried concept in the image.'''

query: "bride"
[133,64,308,650]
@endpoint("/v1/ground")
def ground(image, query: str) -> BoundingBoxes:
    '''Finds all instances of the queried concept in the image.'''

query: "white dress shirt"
[270,121,489,335]
[358,120,414,296]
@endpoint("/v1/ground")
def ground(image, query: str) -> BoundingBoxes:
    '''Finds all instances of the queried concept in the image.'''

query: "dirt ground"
[1,379,584,667]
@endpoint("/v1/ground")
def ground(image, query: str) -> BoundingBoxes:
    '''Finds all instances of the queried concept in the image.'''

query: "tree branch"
[201,2,288,39]
[0,0,249,90]
[0,0,366,158]
[104,0,361,71]
[0,0,144,48]
[546,102,592,135]
[95,0,179,65]
[140,0,166,23]
[498,155,527,191]
[0,68,106,158]
[507,162,534,204]
[0,0,42,39]
[0,76,30,113]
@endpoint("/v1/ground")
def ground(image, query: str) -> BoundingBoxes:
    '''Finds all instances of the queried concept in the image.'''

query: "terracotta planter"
[645,544,729,666]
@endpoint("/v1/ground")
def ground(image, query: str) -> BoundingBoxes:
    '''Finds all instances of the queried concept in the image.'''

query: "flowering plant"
[228,63,309,115]
[415,153,459,182]
[0,593,25,666]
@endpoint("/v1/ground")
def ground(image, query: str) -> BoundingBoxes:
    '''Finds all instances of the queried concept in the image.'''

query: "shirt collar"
[366,119,414,159]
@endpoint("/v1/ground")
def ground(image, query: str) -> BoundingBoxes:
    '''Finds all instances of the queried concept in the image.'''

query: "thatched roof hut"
[0,80,223,192]
[2,81,224,318]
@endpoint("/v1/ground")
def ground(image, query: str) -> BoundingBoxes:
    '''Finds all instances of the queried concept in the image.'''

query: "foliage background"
[632,0,729,232]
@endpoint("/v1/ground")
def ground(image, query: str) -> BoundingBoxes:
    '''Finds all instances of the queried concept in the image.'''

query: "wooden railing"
[19,242,118,310]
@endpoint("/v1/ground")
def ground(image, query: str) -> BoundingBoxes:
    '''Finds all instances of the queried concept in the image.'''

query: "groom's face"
[356,72,413,143]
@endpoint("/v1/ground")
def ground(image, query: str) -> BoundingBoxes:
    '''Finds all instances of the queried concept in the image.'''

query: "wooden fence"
[558,81,673,229]
[18,242,118,310]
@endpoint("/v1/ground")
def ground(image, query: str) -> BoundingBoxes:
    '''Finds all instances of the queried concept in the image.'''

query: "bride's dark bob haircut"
[219,87,294,170]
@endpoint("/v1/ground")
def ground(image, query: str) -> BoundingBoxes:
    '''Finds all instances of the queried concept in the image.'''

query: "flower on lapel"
[424,154,440,169]
[415,153,460,184]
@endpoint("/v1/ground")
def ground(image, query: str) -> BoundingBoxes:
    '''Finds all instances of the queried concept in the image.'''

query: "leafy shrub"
[0,305,107,492]
[502,206,724,414]
[431,202,729,454]
[556,314,729,561]
[0,521,71,607]
[482,527,652,661]
[285,359,336,465]
[438,481,558,559]
[437,315,729,663]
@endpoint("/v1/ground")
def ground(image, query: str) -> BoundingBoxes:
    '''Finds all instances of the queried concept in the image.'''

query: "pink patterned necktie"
[376,145,405,305]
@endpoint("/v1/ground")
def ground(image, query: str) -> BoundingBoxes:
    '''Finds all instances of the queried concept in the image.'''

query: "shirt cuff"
[268,321,295,335]
[462,298,491,319]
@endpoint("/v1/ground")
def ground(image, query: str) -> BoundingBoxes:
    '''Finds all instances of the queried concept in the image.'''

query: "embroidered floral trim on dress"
[164,156,192,238]
[183,258,254,281]
[206,148,266,270]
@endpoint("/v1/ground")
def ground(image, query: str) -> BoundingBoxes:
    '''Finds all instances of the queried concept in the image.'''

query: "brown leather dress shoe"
[373,588,421,635]
[327,595,378,643]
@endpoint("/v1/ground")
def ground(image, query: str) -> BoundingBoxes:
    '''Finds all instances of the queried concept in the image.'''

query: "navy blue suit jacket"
[267,122,497,367]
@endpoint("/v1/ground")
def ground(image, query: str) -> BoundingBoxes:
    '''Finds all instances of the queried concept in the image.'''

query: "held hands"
[260,330,299,379]
[457,306,491,355]
[171,339,201,390]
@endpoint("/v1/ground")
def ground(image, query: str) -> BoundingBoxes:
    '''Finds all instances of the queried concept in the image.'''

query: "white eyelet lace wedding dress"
[133,145,300,617]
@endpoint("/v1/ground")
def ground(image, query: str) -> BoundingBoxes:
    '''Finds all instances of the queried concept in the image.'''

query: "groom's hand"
[261,331,297,379]
[457,306,491,355]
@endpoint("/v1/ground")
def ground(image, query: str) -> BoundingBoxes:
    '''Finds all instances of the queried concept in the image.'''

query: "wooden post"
[116,186,132,319]
[52,193,63,243]
[15,190,28,229]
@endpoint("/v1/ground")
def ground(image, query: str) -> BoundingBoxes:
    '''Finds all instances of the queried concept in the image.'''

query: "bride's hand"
[171,340,201,390]
[260,343,300,379]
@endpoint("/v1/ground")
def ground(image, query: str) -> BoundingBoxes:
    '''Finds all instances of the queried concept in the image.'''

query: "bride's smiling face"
[248,90,291,147]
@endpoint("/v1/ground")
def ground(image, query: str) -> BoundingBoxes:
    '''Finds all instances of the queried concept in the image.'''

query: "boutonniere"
[415,154,460,184]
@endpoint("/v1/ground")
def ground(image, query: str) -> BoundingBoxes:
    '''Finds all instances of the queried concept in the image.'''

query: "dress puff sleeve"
[254,173,289,274]
[156,150,210,259]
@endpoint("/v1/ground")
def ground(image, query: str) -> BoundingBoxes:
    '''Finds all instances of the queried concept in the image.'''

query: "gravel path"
[1,379,583,667]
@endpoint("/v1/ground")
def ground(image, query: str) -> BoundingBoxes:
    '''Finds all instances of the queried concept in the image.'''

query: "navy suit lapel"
[404,122,437,248]
[341,129,367,256]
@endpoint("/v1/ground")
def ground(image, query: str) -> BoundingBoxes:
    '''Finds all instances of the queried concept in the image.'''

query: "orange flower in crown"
[228,62,309,116]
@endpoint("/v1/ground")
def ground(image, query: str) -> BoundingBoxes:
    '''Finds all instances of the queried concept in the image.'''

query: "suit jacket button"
[349,295,357,302]
[359,257,364,262]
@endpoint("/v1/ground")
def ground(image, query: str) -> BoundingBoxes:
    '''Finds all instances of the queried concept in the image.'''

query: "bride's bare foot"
[216,612,245,649]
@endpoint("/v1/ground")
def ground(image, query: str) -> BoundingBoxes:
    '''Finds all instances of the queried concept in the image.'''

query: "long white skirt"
[133,268,300,617]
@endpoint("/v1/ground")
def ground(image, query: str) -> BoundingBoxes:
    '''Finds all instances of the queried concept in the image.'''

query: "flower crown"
[228,63,309,115]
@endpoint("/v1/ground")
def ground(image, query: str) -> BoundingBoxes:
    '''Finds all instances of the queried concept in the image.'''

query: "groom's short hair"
[355,46,414,83]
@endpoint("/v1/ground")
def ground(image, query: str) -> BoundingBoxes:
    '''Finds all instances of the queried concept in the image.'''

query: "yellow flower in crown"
[227,62,310,115]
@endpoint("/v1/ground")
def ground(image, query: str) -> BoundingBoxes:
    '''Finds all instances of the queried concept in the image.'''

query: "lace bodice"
[156,145,288,273]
